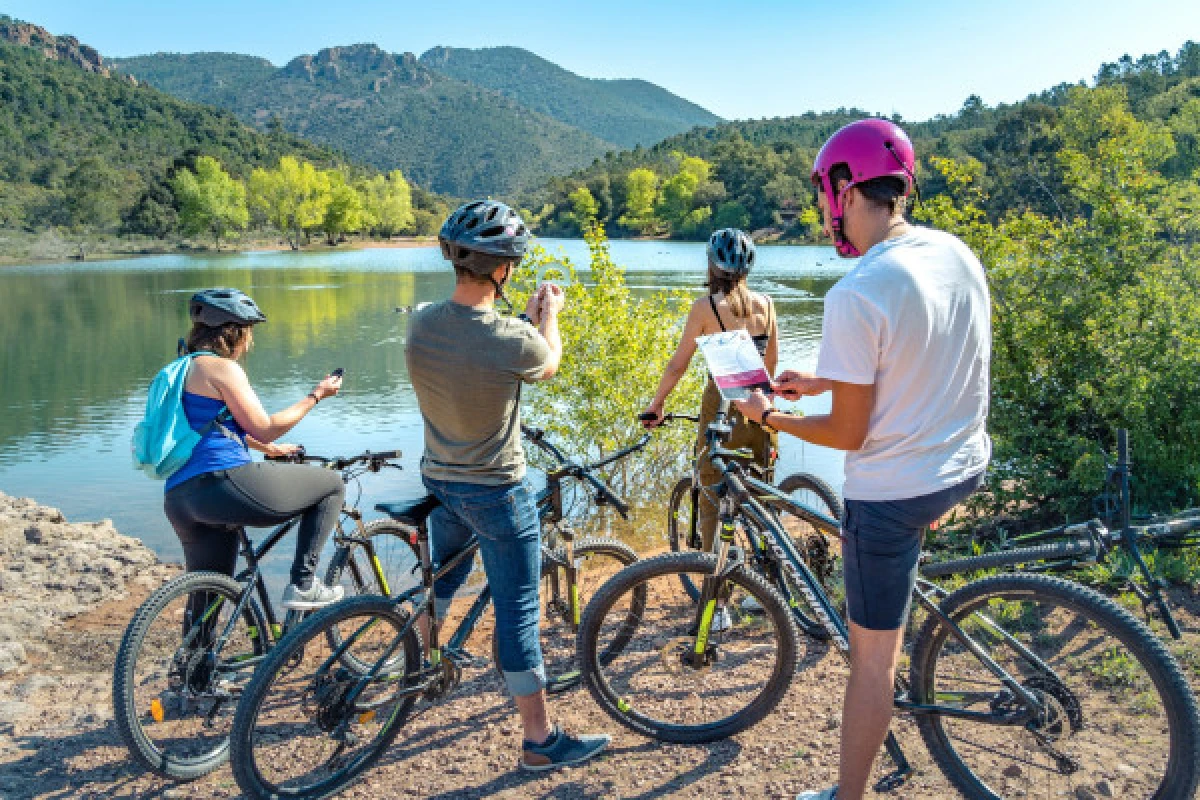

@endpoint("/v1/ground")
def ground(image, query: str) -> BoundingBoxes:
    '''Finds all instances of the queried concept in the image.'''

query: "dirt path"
[2,490,1198,799]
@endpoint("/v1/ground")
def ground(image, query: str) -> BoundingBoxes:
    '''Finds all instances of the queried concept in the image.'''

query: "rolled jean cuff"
[503,664,546,697]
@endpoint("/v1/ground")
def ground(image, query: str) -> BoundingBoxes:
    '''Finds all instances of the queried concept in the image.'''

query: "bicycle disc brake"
[304,669,357,733]
[660,636,717,678]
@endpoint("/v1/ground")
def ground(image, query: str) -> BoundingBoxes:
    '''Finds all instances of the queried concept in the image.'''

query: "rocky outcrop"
[281,43,432,90]
[0,492,174,676]
[0,17,137,84]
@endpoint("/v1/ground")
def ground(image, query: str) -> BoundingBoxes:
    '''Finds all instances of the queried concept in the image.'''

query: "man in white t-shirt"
[735,119,990,800]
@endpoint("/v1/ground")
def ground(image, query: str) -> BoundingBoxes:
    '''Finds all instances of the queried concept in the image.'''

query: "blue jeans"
[422,476,545,697]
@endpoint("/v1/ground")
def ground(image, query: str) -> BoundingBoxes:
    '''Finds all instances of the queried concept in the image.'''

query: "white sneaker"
[282,581,345,610]
[711,605,733,632]
[796,788,837,800]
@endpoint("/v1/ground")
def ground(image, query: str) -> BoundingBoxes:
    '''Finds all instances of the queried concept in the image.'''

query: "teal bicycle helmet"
[189,288,267,327]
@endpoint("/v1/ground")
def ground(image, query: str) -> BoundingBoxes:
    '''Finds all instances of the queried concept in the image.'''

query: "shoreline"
[0,232,439,267]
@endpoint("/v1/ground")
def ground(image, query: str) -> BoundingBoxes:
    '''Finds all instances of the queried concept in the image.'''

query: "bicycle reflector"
[150,698,165,723]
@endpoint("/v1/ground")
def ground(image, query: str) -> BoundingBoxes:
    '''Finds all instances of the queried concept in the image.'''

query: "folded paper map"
[696,330,772,401]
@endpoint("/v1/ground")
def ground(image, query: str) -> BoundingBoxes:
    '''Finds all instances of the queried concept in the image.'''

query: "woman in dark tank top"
[640,229,779,551]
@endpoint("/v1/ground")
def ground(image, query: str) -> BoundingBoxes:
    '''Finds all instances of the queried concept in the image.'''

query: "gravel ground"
[1,491,1197,799]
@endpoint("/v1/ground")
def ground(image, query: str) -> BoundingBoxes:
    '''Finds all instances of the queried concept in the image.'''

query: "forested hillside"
[523,41,1200,241]
[418,46,721,148]
[0,19,354,237]
[115,45,615,196]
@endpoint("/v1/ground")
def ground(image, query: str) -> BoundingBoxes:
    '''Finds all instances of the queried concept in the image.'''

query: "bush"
[510,223,704,526]
[917,85,1200,525]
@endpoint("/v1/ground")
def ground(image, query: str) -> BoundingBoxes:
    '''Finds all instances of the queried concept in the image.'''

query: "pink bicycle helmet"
[811,118,916,257]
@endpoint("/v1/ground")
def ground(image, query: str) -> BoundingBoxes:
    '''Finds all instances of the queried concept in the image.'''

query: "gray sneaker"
[520,724,611,772]
[282,582,344,610]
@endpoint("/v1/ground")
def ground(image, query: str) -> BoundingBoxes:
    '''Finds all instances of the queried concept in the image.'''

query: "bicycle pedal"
[443,648,489,669]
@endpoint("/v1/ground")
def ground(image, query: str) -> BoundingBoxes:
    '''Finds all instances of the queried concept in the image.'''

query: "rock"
[0,700,31,724]
[1095,779,1114,797]
[1074,788,1097,800]
[0,642,25,675]
[24,526,43,544]
[1117,763,1138,777]
[1002,764,1023,778]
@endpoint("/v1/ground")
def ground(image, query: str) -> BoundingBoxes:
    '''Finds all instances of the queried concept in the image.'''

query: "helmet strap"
[489,264,515,314]
[825,177,862,258]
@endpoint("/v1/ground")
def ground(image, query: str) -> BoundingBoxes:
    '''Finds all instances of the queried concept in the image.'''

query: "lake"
[0,238,849,583]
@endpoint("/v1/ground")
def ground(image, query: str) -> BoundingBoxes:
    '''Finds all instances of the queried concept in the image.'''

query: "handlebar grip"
[369,450,402,460]
[637,412,659,422]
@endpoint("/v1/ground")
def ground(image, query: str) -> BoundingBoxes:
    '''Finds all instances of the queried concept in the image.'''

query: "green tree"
[247,156,330,249]
[712,200,750,230]
[561,185,599,233]
[359,169,414,237]
[320,170,370,245]
[63,157,122,231]
[918,85,1200,524]
[655,155,711,234]
[171,156,249,248]
[617,167,660,234]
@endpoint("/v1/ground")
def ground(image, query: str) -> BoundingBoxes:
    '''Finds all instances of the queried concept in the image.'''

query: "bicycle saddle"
[375,495,441,527]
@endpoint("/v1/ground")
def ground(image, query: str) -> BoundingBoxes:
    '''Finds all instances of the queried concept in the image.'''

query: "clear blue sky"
[9,0,1200,121]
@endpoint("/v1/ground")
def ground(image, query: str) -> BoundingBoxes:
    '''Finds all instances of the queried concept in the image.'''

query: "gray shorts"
[842,471,985,631]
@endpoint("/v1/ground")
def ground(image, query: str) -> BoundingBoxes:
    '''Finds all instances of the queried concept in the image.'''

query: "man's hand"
[732,389,773,425]
[539,282,565,316]
[772,370,832,400]
[523,289,543,324]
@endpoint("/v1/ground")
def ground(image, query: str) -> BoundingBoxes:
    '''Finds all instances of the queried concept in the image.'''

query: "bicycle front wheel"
[230,596,423,800]
[325,519,420,599]
[112,571,267,779]
[910,573,1200,799]
[578,551,798,743]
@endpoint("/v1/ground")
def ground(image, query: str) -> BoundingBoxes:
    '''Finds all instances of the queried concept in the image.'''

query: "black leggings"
[164,462,346,588]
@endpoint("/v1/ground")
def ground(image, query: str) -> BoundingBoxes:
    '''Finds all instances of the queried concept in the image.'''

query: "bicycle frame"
[199,508,388,679]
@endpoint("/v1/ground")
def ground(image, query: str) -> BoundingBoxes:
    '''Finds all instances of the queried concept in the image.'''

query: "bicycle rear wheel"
[667,477,705,601]
[578,551,798,743]
[505,536,643,694]
[112,571,267,779]
[230,596,422,800]
[910,573,1200,799]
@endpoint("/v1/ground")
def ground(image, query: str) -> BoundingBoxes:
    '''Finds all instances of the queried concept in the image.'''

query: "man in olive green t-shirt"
[405,200,612,772]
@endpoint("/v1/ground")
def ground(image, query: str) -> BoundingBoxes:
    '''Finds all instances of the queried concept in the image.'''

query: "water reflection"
[0,241,847,582]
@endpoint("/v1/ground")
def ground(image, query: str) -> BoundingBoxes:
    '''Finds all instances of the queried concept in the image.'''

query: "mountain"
[115,46,617,196]
[0,17,354,233]
[418,46,721,148]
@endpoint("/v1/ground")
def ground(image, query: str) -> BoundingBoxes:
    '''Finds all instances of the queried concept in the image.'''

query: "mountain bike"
[924,430,1200,641]
[112,448,404,780]
[645,411,843,641]
[578,402,1200,799]
[226,426,649,799]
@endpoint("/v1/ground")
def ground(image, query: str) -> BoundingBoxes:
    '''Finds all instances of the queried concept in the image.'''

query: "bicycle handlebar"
[520,424,641,518]
[266,447,403,472]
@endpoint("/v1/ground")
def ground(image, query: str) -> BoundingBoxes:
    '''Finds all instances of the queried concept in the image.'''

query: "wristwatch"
[517,312,532,324]
[760,409,778,432]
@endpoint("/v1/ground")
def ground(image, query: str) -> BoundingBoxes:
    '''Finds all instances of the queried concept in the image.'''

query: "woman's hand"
[312,373,343,401]
[262,441,302,459]
[640,401,665,428]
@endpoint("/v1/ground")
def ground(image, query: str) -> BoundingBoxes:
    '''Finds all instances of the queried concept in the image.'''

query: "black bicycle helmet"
[439,200,530,273]
[189,288,267,327]
[707,228,756,275]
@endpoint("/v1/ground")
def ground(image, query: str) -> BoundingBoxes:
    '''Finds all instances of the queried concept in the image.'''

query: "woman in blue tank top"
[639,228,779,553]
[162,289,347,611]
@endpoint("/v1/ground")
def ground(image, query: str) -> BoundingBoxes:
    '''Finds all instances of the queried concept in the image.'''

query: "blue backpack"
[131,351,232,480]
